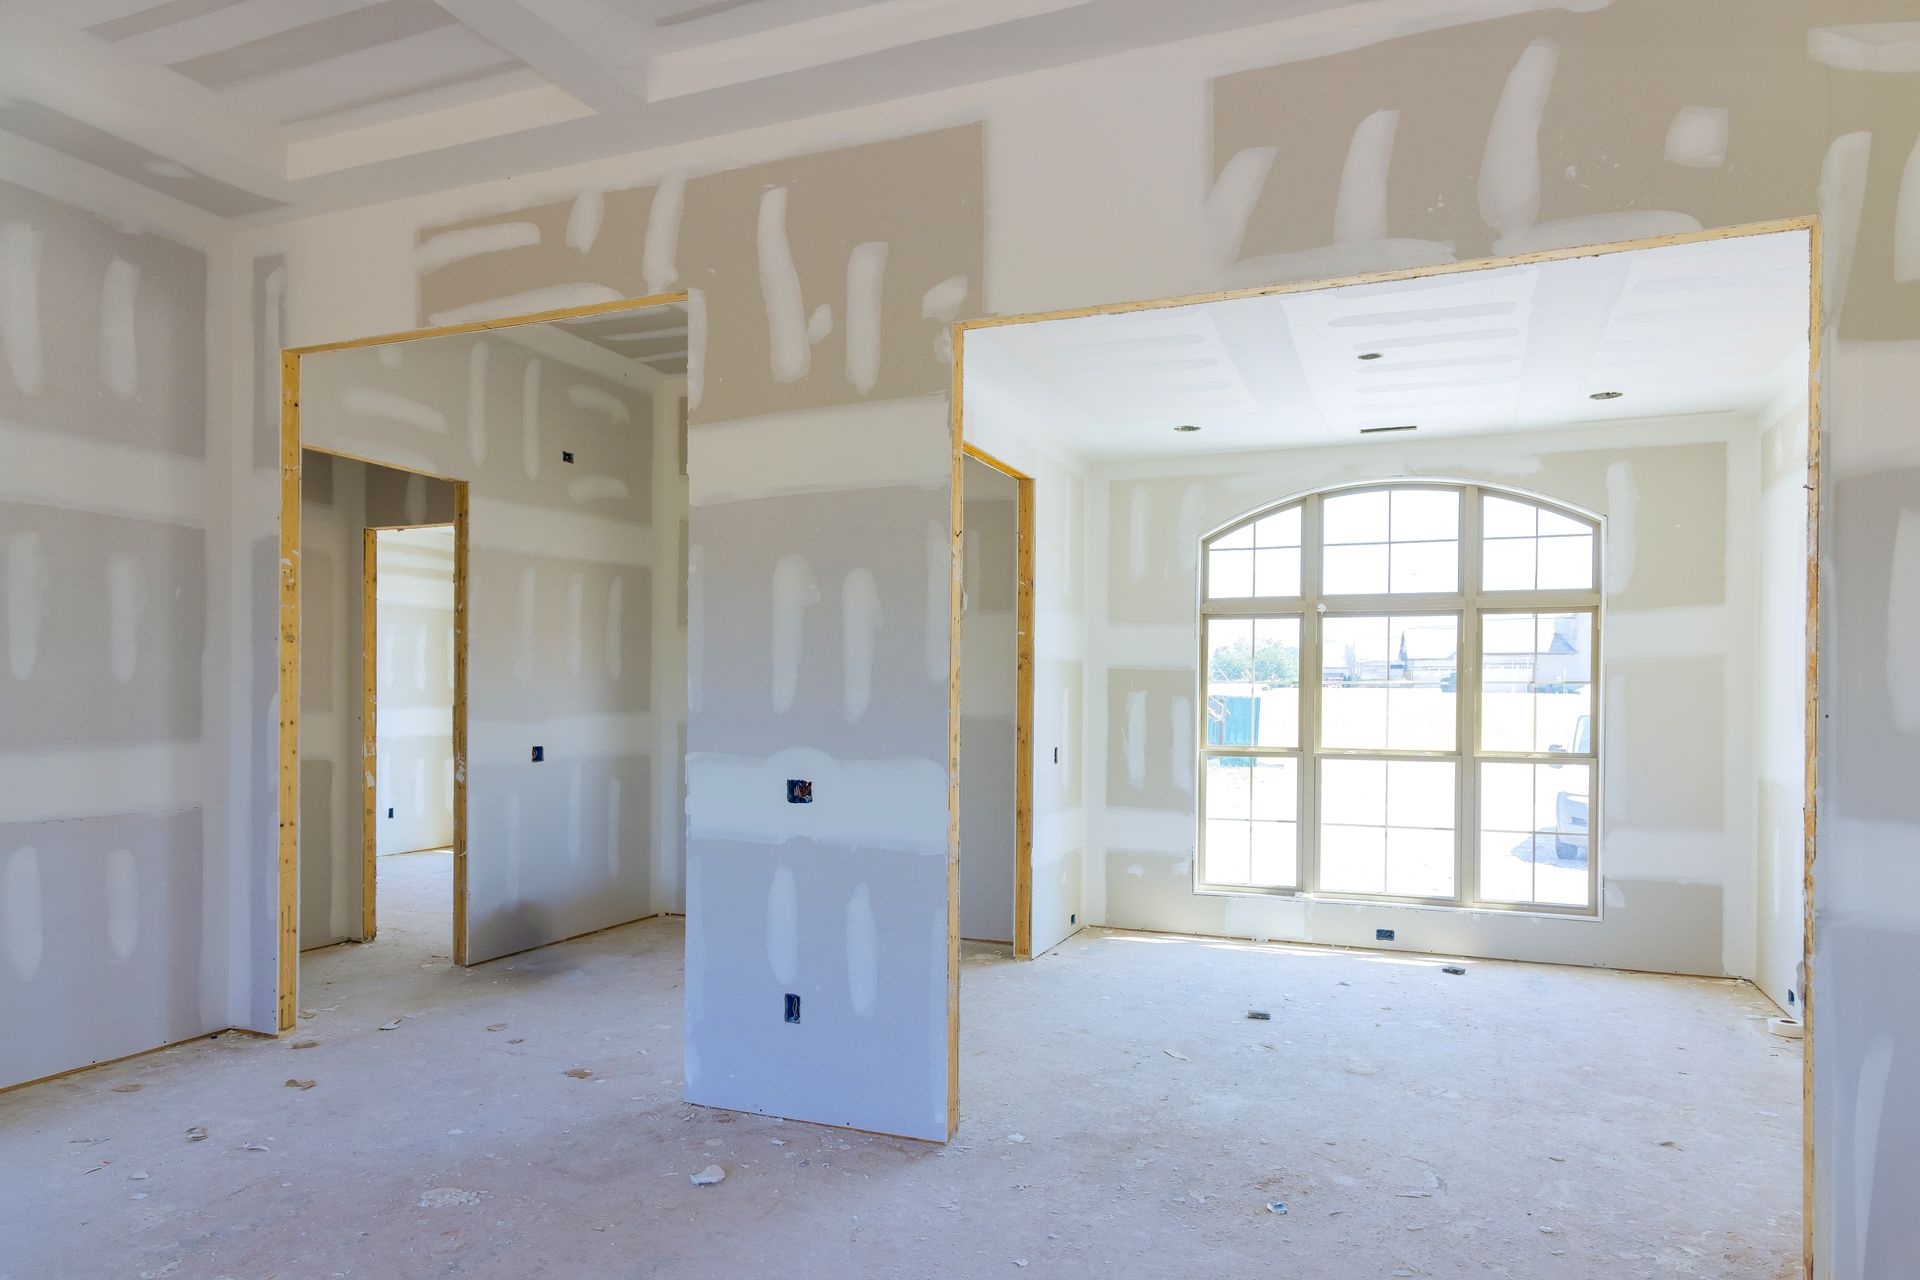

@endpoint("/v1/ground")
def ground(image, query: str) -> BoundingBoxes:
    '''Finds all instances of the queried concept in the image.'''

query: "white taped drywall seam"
[468,712,654,764]
[686,748,947,855]
[377,706,454,738]
[468,496,651,566]
[688,396,950,506]
[0,419,208,523]
[0,743,203,823]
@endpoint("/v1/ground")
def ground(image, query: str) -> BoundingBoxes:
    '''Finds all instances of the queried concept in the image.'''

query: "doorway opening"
[959,449,1033,955]
[366,523,458,947]
[950,218,1818,1264]
[278,291,690,1030]
[296,451,462,974]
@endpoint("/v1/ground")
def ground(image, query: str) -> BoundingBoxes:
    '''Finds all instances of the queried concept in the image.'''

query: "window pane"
[1321,617,1388,748]
[1208,547,1253,599]
[1480,612,1593,754]
[1213,522,1254,550]
[1537,507,1588,538]
[1205,756,1252,819]
[1254,546,1301,597]
[1478,761,1590,907]
[1320,758,1385,825]
[1324,542,1387,595]
[1323,490,1388,544]
[1250,757,1298,821]
[1482,494,1537,538]
[1255,506,1301,547]
[1248,820,1297,888]
[1387,827,1455,898]
[1322,616,1456,750]
[1391,488,1459,542]
[1386,760,1454,828]
[1537,534,1594,590]
[1482,537,1536,592]
[1251,618,1301,748]
[1390,539,1457,594]
[1320,824,1386,894]
[1386,616,1456,750]
[1205,819,1252,885]
[1205,619,1253,746]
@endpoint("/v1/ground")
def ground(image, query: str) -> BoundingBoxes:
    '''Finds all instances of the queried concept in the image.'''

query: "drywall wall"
[1080,415,1763,979]
[0,159,240,1089]
[298,319,662,963]
[227,0,1919,1249]
[297,450,367,949]
[960,458,1018,944]
[374,526,457,859]
[1756,398,1810,1016]
[960,347,1092,958]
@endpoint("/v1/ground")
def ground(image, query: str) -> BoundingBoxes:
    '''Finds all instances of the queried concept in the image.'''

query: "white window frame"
[1195,481,1603,916]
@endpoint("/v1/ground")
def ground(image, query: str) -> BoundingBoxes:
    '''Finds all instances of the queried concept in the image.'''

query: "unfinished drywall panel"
[298,451,366,948]
[0,168,230,1090]
[960,461,1017,943]
[959,343,1090,957]
[375,527,456,857]
[298,316,662,962]
[686,397,953,1139]
[413,126,985,424]
[1082,419,1758,978]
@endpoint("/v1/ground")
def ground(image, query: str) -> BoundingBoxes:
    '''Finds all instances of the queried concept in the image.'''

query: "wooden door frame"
[277,291,689,1034]
[946,218,1821,1254]
[959,444,1036,960]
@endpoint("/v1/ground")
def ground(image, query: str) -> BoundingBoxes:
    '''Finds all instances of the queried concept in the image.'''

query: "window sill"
[1192,882,1602,923]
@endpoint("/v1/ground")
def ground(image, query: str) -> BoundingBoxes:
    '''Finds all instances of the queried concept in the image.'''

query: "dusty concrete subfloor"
[1,850,1801,1280]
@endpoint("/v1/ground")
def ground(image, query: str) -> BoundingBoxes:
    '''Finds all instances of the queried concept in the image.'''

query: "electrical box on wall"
[787,779,812,804]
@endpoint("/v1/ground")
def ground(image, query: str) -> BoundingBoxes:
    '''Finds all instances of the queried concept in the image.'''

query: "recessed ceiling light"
[1173,424,1201,433]
[1589,390,1624,400]
[1357,352,1383,361]
[1359,424,1418,435]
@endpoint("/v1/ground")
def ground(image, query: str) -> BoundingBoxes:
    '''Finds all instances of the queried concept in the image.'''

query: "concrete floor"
[0,849,1801,1279]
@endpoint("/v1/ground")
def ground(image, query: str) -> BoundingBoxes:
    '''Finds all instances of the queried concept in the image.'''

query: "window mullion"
[1461,486,1482,908]
[1301,494,1323,896]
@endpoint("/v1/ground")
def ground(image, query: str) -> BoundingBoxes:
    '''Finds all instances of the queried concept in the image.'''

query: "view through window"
[1199,484,1600,912]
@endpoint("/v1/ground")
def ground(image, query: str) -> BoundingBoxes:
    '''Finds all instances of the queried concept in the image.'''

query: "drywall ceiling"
[966,229,1812,459]
[0,0,1361,220]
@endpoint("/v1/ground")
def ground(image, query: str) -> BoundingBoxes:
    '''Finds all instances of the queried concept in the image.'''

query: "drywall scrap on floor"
[299,319,662,962]
[0,175,228,1089]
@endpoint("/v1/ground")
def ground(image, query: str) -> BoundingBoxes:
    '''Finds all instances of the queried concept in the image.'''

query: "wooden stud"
[963,443,1036,961]
[452,481,471,968]
[1801,216,1823,1280]
[361,528,379,941]
[277,349,302,1035]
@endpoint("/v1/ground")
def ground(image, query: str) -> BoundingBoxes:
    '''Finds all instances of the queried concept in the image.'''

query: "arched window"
[1198,483,1600,913]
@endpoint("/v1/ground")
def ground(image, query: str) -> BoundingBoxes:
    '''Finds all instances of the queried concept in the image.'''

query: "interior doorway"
[296,450,462,966]
[959,451,1033,953]
[364,524,457,942]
